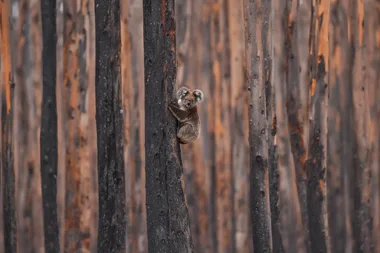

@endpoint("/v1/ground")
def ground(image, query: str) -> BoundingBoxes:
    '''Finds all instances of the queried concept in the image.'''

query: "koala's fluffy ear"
[193,89,204,103]
[177,86,190,99]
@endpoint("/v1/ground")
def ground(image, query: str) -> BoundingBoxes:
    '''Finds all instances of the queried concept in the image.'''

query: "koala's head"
[177,86,204,110]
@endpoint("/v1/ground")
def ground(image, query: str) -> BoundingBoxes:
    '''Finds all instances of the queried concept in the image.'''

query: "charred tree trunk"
[244,0,273,252]
[12,0,45,252]
[56,0,97,251]
[95,0,127,251]
[0,0,16,252]
[143,0,193,252]
[40,0,59,251]
[306,0,331,252]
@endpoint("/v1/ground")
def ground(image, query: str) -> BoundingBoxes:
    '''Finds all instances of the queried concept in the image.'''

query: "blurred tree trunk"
[95,0,127,252]
[244,0,273,252]
[12,0,45,252]
[56,0,97,251]
[143,0,193,252]
[0,0,16,252]
[350,0,372,252]
[328,0,350,251]
[366,0,380,251]
[285,0,312,251]
[272,0,306,252]
[228,0,252,252]
[209,0,234,252]
[121,0,147,252]
[40,0,59,252]
[306,0,331,252]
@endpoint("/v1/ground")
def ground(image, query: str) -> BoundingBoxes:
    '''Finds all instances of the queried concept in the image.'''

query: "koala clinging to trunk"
[168,86,204,144]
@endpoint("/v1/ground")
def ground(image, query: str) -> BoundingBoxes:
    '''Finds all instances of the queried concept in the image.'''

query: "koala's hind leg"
[177,124,198,144]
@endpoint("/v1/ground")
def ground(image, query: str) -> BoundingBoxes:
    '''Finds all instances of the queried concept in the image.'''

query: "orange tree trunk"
[0,0,16,251]
[12,0,45,252]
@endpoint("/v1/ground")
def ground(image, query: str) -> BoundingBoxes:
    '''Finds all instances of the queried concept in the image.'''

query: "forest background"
[0,0,379,252]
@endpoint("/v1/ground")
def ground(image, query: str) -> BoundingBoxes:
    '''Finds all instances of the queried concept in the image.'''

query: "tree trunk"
[306,0,331,252]
[143,0,193,252]
[57,0,97,251]
[12,0,45,252]
[95,0,127,251]
[0,0,16,252]
[244,0,273,252]
[40,0,59,251]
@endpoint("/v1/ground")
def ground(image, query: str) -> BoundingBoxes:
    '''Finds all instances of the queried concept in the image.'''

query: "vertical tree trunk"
[0,0,16,251]
[272,0,306,252]
[306,0,330,252]
[244,0,272,252]
[12,0,45,252]
[209,0,234,252]
[40,0,59,251]
[95,0,127,251]
[121,0,147,252]
[285,1,312,250]
[327,0,347,251]
[143,0,193,252]
[228,0,251,252]
[57,0,97,251]
[366,0,380,251]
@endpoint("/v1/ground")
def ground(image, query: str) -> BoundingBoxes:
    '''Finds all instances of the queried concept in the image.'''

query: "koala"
[168,86,204,144]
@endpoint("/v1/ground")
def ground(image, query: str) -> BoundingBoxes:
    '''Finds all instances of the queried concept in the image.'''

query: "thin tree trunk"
[272,0,306,252]
[12,0,45,252]
[143,0,193,252]
[244,0,272,251]
[95,0,127,251]
[306,0,331,252]
[285,1,312,250]
[121,0,147,251]
[57,0,97,251]
[0,0,16,251]
[350,0,372,251]
[228,0,251,252]
[40,0,59,251]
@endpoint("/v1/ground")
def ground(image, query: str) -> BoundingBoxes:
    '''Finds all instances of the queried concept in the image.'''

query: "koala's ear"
[177,86,190,99]
[193,89,204,103]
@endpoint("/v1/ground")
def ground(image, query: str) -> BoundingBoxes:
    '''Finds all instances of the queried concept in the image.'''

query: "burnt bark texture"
[143,0,193,252]
[1,0,16,252]
[40,0,59,251]
[244,0,273,252]
[12,0,46,252]
[95,0,127,252]
[306,0,331,252]
[57,0,97,251]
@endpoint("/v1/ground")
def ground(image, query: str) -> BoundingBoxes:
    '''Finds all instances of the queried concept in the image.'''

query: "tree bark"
[40,0,59,251]
[244,0,273,252]
[12,0,45,252]
[143,0,193,252]
[120,0,147,252]
[95,0,127,251]
[0,0,16,251]
[57,0,97,251]
[306,0,331,252]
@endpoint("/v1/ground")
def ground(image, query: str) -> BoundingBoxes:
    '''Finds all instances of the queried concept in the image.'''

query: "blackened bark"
[40,0,59,251]
[306,0,330,252]
[143,0,193,252]
[244,0,273,252]
[95,0,127,251]
[1,0,16,251]
[2,80,16,253]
